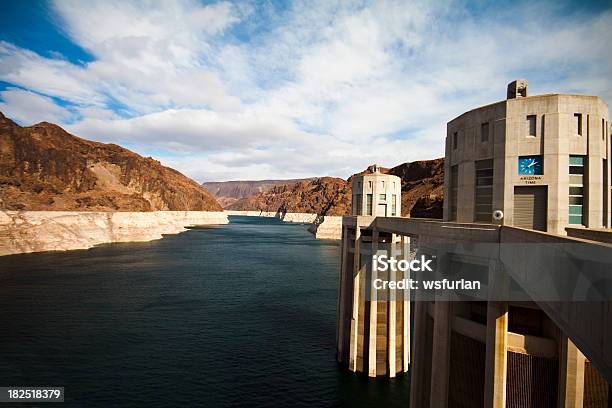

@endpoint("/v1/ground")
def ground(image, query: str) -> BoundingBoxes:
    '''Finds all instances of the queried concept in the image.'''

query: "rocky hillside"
[227,177,351,216]
[226,159,444,218]
[202,178,312,208]
[388,158,444,218]
[0,112,222,211]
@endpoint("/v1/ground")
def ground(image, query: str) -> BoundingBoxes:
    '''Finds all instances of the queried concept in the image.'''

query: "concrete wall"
[0,210,228,256]
[445,92,610,234]
[336,216,612,405]
[308,216,343,240]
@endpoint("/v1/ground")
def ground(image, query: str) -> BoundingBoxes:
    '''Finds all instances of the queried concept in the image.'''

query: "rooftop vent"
[507,79,528,99]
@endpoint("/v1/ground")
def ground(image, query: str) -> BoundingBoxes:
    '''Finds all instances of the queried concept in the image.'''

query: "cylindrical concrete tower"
[337,165,410,377]
[351,165,402,217]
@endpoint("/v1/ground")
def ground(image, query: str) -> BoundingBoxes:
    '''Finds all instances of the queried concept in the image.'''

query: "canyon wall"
[0,210,228,256]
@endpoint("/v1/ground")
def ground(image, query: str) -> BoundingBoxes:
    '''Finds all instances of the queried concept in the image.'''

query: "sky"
[1,0,611,182]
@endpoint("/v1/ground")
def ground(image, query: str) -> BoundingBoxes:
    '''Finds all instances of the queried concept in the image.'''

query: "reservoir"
[0,216,409,406]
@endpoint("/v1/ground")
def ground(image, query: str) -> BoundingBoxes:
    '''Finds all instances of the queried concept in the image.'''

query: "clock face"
[518,155,543,175]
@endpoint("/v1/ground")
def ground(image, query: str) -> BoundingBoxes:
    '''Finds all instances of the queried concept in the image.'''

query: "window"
[391,194,397,216]
[574,113,582,136]
[368,181,372,190]
[357,181,361,189]
[449,165,458,220]
[481,122,489,142]
[353,194,362,215]
[379,194,386,200]
[569,156,585,225]
[453,132,458,149]
[526,115,536,137]
[604,118,606,140]
[381,181,385,188]
[474,159,493,222]
[366,194,373,216]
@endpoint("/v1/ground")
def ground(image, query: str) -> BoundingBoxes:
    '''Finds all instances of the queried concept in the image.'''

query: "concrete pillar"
[557,337,586,408]
[409,294,429,408]
[349,226,361,372]
[429,254,451,408]
[429,298,451,407]
[336,225,349,362]
[483,301,508,407]
[368,227,379,377]
[388,234,397,377]
[401,235,410,372]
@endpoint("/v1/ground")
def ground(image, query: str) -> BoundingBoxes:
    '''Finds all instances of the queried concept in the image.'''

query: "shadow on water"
[0,215,409,407]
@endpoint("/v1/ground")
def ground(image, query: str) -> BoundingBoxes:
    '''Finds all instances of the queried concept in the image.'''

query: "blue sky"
[1,0,611,182]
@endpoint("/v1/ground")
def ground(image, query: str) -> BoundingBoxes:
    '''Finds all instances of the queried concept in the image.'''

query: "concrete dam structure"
[336,81,612,406]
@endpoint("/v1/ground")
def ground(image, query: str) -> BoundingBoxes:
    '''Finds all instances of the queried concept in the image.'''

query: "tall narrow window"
[353,194,362,215]
[569,156,585,225]
[366,194,373,216]
[526,115,536,137]
[453,132,458,149]
[574,113,582,136]
[449,165,458,220]
[474,159,494,222]
[391,194,397,216]
[481,122,489,142]
[603,118,606,140]
[368,181,372,190]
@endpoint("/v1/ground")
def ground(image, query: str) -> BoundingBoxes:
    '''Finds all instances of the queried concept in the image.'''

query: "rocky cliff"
[202,178,312,208]
[0,112,222,211]
[227,177,351,216]
[225,159,444,218]
[0,210,228,256]
[388,158,444,218]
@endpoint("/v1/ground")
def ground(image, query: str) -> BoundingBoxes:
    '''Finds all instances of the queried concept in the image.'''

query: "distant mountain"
[224,159,444,218]
[202,178,312,208]
[0,112,222,211]
[227,177,351,216]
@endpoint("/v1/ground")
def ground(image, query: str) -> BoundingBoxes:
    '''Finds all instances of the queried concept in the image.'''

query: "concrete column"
[429,254,451,408]
[429,299,451,407]
[402,235,410,372]
[409,294,429,408]
[349,226,361,372]
[483,301,508,407]
[368,227,379,377]
[388,234,397,377]
[336,225,349,363]
[484,260,510,407]
[557,337,586,408]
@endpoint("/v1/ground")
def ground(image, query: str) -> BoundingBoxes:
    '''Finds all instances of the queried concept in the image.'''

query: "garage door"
[513,186,547,231]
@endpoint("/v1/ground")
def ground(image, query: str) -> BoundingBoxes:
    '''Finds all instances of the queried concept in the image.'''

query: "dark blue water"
[0,216,409,406]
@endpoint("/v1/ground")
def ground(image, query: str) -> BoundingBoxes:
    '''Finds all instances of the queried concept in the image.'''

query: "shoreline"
[224,210,343,240]
[0,210,229,256]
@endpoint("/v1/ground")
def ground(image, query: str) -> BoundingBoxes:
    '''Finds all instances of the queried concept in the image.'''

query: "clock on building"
[518,155,544,175]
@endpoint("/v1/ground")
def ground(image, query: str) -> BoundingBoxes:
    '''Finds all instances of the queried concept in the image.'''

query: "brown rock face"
[202,178,313,208]
[388,158,444,218]
[227,177,351,216]
[226,158,445,219]
[0,112,222,211]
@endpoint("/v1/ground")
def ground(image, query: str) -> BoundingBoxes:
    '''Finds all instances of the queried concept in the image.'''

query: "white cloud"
[0,88,73,124]
[0,0,611,182]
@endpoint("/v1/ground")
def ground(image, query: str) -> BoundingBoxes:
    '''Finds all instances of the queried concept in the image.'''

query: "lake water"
[0,216,410,406]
